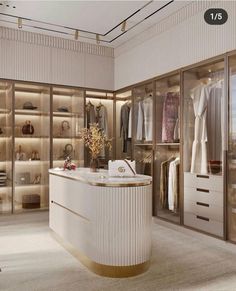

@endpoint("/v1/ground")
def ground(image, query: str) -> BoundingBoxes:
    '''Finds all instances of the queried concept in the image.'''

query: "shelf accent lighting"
[18,17,22,29]
[74,29,79,40]
[121,20,126,32]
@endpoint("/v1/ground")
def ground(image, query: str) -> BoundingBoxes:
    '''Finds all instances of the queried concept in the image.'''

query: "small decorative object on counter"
[63,156,76,171]
[108,160,136,177]
[81,123,112,172]
[0,127,3,135]
[22,120,34,135]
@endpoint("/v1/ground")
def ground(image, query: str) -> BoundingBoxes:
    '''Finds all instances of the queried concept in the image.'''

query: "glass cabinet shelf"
[14,109,48,116]
[15,136,49,138]
[15,184,48,188]
[134,143,152,146]
[0,109,10,114]
[53,136,82,139]
[53,112,82,118]
[156,143,180,146]
[15,160,48,164]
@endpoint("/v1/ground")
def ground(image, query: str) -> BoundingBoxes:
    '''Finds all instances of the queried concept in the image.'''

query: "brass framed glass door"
[227,54,236,242]
[154,73,181,224]
[0,81,13,214]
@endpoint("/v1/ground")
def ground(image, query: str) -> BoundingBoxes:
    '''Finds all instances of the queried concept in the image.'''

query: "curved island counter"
[49,168,152,278]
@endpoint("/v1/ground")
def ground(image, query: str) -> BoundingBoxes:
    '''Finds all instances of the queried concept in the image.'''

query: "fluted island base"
[49,168,152,277]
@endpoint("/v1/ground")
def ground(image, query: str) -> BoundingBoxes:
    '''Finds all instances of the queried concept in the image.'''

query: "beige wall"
[114,0,236,90]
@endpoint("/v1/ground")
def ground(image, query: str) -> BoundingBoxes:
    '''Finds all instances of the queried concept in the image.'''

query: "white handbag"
[108,160,136,177]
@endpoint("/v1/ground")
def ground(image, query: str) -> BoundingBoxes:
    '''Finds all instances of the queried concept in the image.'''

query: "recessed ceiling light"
[74,30,79,40]
[121,21,126,32]
[18,17,22,29]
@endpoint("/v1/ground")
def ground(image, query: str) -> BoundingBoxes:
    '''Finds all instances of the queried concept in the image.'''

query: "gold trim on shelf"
[52,232,150,278]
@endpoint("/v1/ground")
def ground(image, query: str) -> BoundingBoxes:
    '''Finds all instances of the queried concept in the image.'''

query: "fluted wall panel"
[0,26,114,90]
[115,0,236,89]
[0,27,114,57]
[51,48,85,86]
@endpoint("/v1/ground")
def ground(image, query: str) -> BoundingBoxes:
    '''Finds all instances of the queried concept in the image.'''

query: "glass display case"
[14,83,50,212]
[133,83,153,175]
[154,73,181,223]
[228,54,236,242]
[0,81,13,214]
[52,87,84,169]
[183,59,225,237]
[115,90,132,160]
[85,90,114,169]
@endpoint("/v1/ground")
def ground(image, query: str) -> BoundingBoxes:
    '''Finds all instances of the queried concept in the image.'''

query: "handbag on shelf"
[22,120,34,135]
[108,160,136,177]
[16,172,30,185]
[60,120,70,137]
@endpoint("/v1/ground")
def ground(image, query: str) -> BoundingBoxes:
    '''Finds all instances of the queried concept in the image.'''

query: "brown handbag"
[22,120,34,135]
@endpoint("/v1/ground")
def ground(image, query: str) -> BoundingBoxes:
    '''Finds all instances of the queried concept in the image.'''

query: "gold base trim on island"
[51,232,150,278]
[76,252,150,278]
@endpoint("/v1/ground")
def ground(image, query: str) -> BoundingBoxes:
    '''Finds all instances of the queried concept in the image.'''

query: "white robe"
[136,97,153,141]
[190,84,210,174]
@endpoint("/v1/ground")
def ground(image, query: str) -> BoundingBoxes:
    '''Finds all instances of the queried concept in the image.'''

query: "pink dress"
[162,92,180,143]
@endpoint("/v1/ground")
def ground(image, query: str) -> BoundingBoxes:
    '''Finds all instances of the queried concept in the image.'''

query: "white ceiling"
[0,1,190,47]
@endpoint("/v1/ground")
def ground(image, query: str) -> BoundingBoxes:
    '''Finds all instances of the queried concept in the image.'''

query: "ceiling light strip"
[0,19,110,43]
[0,0,174,44]
[0,0,154,37]
[0,12,99,36]
[108,0,174,43]
[144,0,174,20]
[104,0,153,36]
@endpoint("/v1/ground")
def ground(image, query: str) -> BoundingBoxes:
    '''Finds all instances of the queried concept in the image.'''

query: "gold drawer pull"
[196,215,209,222]
[196,174,209,179]
[196,188,209,193]
[196,202,209,207]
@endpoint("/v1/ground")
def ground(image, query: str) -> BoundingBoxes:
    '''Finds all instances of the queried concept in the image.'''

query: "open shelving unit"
[52,86,85,169]
[13,82,50,213]
[0,81,13,214]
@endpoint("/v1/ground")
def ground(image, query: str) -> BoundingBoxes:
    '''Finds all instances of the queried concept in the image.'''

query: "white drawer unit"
[184,172,224,237]
[184,172,223,192]
[184,187,223,208]
[184,198,223,222]
[184,212,223,237]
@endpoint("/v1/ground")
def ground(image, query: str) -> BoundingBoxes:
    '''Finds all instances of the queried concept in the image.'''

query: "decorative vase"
[90,158,99,172]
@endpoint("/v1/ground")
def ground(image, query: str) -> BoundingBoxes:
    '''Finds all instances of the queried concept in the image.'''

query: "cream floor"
[1,212,236,291]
